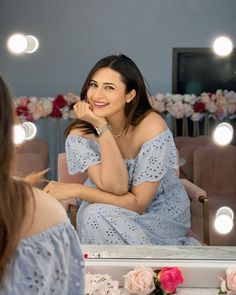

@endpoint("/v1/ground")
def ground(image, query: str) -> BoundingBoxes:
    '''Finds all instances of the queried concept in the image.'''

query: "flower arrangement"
[219,267,236,295]
[85,266,184,295]
[14,92,80,122]
[14,90,236,122]
[149,90,236,121]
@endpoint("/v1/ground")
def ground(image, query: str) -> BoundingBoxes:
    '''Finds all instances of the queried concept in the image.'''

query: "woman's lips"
[93,102,109,108]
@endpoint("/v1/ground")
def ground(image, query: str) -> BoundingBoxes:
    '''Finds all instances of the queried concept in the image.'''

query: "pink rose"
[124,266,156,295]
[158,267,184,294]
[227,268,236,293]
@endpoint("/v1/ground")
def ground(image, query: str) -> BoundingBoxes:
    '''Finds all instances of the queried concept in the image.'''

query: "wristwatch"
[94,123,111,137]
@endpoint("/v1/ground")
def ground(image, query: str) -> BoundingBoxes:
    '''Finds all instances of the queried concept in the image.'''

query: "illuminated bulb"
[214,207,234,234]
[213,36,233,56]
[7,34,28,54]
[24,35,39,53]
[21,122,37,140]
[13,124,26,144]
[213,122,233,146]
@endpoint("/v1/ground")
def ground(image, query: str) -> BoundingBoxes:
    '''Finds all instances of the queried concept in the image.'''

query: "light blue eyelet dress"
[66,128,200,246]
[1,219,85,295]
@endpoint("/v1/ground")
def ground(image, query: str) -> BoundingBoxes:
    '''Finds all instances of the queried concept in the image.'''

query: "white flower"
[85,273,121,295]
[41,99,53,116]
[206,101,217,113]
[155,93,165,101]
[183,94,194,103]
[191,112,201,121]
[171,94,183,103]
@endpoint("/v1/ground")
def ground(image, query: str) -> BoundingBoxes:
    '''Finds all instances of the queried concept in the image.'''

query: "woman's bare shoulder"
[20,188,67,239]
[135,111,167,143]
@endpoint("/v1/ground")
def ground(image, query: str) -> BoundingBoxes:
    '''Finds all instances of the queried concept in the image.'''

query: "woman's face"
[87,67,131,119]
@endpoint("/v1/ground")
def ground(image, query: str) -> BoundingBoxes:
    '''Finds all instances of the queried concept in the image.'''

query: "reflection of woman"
[45,54,200,245]
[0,75,84,294]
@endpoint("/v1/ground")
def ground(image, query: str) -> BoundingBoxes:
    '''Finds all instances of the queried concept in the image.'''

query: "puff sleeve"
[132,129,178,185]
[65,135,100,174]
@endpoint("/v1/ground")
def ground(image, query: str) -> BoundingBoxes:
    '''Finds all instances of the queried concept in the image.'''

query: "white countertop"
[81,244,236,260]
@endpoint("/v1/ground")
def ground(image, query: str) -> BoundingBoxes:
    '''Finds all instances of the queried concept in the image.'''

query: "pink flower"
[157,267,184,294]
[226,268,236,293]
[124,266,156,295]
[18,97,30,107]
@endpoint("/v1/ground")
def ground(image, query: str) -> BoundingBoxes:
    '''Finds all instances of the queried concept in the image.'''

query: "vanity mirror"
[1,0,236,252]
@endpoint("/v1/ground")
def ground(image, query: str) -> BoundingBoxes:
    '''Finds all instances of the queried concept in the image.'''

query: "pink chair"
[58,153,88,184]
[57,153,87,228]
[15,139,49,188]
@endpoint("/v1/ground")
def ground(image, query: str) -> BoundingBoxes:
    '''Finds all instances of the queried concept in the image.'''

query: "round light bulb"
[214,206,234,234]
[213,122,233,146]
[13,124,26,144]
[7,34,28,54]
[24,35,39,53]
[22,121,37,140]
[213,36,233,56]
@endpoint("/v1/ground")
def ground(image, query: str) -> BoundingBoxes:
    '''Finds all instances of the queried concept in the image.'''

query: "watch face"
[94,123,110,137]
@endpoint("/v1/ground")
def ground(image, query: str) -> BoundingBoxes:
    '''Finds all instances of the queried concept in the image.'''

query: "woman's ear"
[126,89,136,103]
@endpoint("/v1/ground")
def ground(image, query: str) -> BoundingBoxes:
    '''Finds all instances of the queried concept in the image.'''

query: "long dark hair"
[65,54,154,136]
[0,75,34,285]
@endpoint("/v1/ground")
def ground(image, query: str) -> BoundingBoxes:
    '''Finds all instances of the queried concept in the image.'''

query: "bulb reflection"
[13,122,37,144]
[213,122,233,146]
[214,206,234,234]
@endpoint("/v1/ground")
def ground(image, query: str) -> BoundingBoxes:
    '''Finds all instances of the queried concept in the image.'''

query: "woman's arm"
[72,101,128,195]
[43,180,159,215]
[87,127,129,195]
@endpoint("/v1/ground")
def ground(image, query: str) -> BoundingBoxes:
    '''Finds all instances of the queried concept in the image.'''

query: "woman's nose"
[93,87,104,98]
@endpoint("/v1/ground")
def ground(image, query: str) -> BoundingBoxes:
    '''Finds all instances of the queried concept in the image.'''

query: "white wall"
[1,0,236,96]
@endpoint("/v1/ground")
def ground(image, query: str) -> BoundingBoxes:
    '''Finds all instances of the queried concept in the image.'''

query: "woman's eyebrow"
[91,79,117,87]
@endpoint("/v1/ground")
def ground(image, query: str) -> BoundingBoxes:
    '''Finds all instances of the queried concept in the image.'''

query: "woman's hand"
[43,181,80,200]
[73,101,106,127]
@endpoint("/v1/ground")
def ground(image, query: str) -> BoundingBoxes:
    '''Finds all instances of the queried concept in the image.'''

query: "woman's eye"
[89,82,97,87]
[105,86,115,90]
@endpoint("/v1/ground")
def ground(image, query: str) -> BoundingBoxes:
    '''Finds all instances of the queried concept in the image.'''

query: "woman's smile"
[93,101,109,109]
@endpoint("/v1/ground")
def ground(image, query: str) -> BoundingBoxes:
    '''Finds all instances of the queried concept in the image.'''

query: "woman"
[45,54,200,246]
[0,75,84,294]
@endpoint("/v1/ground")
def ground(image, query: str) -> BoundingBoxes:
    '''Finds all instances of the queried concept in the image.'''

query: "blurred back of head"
[0,75,15,180]
[0,75,33,285]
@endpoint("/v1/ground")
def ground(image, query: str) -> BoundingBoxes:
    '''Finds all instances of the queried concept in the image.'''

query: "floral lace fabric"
[66,128,200,246]
[2,219,85,295]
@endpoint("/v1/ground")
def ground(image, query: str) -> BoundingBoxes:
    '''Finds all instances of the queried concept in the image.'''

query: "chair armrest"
[60,198,78,229]
[181,178,207,201]
[181,178,210,245]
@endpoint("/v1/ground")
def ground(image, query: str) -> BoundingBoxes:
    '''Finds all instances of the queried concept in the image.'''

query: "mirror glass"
[1,0,236,252]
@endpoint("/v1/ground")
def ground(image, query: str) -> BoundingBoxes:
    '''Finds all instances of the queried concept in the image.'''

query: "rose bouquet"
[219,267,236,295]
[124,265,184,295]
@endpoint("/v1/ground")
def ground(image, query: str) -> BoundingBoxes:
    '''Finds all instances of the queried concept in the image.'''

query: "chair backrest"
[174,135,214,181]
[193,145,236,195]
[57,153,88,184]
[15,139,49,188]
[16,139,49,169]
